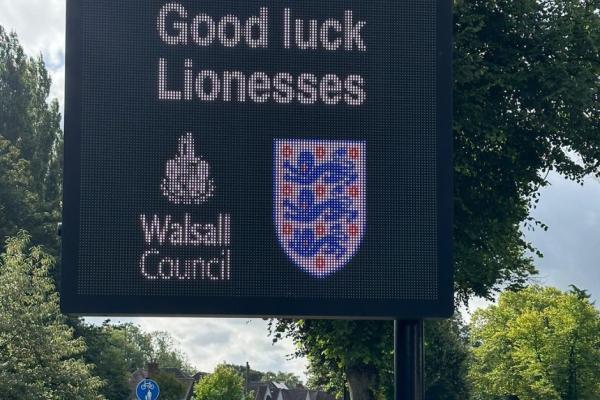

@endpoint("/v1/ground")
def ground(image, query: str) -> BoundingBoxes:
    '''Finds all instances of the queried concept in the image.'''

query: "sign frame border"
[61,0,454,319]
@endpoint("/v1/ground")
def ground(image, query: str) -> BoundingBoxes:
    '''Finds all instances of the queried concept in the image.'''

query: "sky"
[1,0,599,377]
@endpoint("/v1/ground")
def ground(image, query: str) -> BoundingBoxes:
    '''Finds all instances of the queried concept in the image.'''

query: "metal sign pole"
[394,320,424,400]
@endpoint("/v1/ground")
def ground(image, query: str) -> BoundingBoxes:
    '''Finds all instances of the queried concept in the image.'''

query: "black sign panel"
[62,0,453,318]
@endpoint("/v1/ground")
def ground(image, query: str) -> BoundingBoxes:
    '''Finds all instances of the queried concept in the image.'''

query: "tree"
[271,320,393,399]
[0,23,199,400]
[74,322,154,400]
[305,356,347,397]
[423,317,470,400]
[452,0,599,300]
[272,0,600,397]
[147,330,196,375]
[74,321,196,400]
[226,363,304,392]
[0,26,63,254]
[469,286,600,400]
[227,363,266,385]
[261,371,303,389]
[277,317,470,400]
[0,137,44,249]
[0,233,104,399]
[153,371,187,400]
[193,364,249,400]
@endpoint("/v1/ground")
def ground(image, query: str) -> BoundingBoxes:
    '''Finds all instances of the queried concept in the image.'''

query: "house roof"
[312,391,336,400]
[280,389,309,400]
[251,382,335,400]
[192,371,208,381]
[248,381,263,392]
[161,367,194,381]
[254,385,269,399]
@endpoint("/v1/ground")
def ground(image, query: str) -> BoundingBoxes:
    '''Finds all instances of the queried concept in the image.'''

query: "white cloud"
[0,0,65,59]
[0,0,66,108]
[526,173,600,301]
[86,317,308,379]
[48,63,65,116]
[459,296,495,323]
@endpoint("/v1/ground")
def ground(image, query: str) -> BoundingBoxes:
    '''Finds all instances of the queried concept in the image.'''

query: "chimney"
[147,361,159,378]
[245,362,250,394]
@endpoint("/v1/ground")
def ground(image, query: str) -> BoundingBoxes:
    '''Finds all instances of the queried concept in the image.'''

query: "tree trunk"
[346,366,378,400]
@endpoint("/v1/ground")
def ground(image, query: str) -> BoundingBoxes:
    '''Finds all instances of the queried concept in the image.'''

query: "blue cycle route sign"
[136,379,160,400]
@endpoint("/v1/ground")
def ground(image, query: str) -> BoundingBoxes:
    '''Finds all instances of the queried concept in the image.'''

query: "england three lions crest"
[274,140,366,277]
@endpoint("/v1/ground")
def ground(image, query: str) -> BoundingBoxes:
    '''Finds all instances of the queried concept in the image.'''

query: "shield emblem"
[274,139,366,277]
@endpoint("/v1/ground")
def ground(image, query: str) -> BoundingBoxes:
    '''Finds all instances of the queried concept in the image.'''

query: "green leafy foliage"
[275,317,470,400]
[305,357,346,397]
[0,233,104,399]
[74,322,154,399]
[271,320,392,399]
[227,364,304,389]
[147,331,196,375]
[0,26,63,254]
[0,138,44,245]
[74,322,195,399]
[192,364,248,400]
[423,317,471,400]
[261,371,303,389]
[469,286,600,400]
[153,371,188,400]
[227,364,266,385]
[453,0,599,301]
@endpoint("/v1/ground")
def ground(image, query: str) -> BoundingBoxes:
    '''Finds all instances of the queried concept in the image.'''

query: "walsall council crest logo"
[274,139,366,277]
[161,133,215,205]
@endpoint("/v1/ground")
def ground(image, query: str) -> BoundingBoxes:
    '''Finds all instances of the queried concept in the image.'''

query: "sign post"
[136,379,160,400]
[395,320,424,400]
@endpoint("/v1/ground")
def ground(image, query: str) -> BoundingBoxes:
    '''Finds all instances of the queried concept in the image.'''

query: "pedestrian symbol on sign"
[136,379,160,400]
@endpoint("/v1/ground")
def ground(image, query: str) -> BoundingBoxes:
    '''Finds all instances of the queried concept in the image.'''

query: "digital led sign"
[62,0,453,318]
